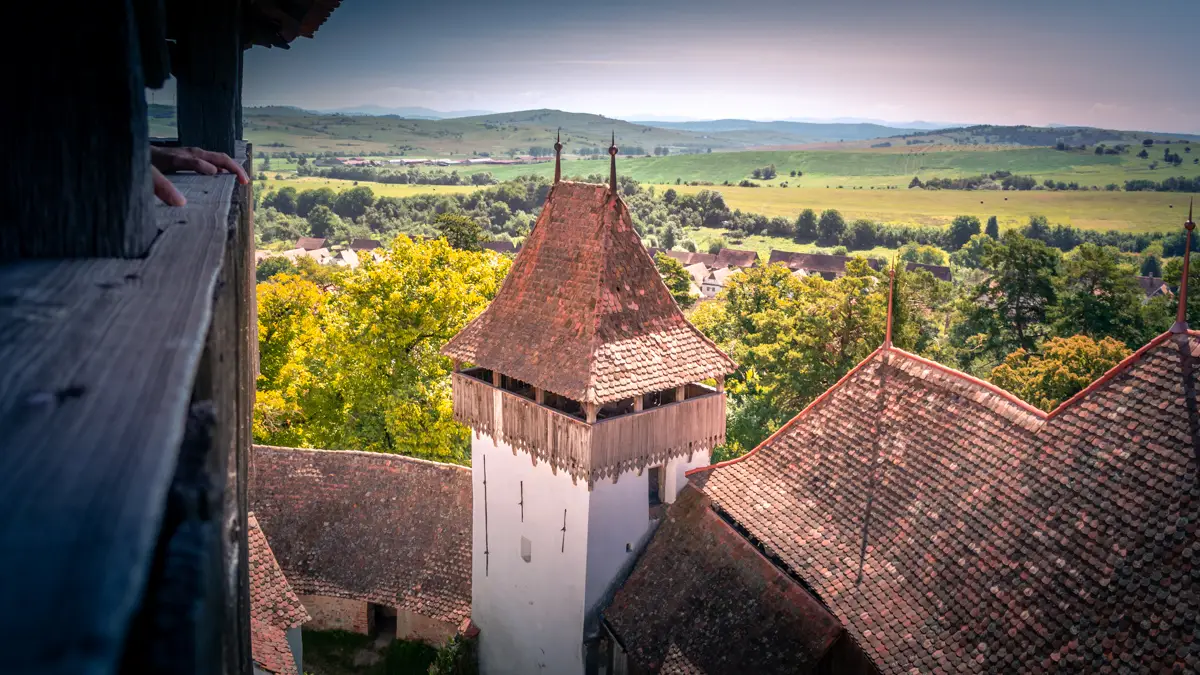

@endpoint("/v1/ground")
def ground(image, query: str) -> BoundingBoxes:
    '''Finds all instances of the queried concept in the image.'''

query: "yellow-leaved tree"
[253,236,511,464]
[989,334,1130,412]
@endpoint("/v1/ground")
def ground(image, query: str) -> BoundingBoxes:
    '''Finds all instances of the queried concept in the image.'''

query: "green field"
[662,184,1192,233]
[258,175,479,199]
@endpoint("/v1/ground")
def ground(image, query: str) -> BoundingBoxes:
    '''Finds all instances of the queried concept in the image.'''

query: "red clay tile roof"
[605,486,847,674]
[250,445,472,625]
[713,248,758,269]
[442,181,736,404]
[349,238,383,251]
[294,236,326,251]
[248,513,310,631]
[903,261,952,282]
[250,617,298,675]
[1137,275,1172,298]
[690,332,1200,674]
[657,250,718,267]
[768,250,855,275]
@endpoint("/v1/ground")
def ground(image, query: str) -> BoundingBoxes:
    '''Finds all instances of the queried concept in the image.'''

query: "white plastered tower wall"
[471,431,710,675]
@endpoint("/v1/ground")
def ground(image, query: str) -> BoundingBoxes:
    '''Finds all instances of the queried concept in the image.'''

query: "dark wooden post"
[172,0,243,155]
[0,0,158,260]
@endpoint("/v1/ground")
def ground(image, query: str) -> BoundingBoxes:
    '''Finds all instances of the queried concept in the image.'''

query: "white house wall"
[471,433,592,675]
[664,451,710,504]
[583,468,652,610]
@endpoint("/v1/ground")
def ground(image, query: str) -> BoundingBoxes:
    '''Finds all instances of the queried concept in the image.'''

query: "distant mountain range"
[317,105,494,119]
[632,119,922,142]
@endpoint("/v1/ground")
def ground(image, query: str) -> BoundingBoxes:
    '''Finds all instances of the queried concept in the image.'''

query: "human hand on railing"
[151,146,251,206]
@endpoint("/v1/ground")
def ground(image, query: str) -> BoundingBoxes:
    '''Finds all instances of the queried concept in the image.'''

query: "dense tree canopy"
[253,237,511,463]
[989,335,1130,411]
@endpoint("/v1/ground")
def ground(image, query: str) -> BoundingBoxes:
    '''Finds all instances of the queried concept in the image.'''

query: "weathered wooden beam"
[172,0,243,155]
[634,395,643,412]
[0,169,239,675]
[1,1,156,260]
[535,388,545,405]
[675,386,686,403]
[715,375,725,393]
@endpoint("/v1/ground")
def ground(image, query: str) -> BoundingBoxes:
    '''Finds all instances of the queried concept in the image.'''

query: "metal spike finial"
[553,128,563,185]
[1171,200,1195,334]
[608,131,619,194]
[885,256,897,347]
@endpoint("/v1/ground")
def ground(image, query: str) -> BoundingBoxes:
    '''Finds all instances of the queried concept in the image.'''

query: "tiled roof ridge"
[252,444,472,473]
[690,330,1195,481]
[583,188,621,404]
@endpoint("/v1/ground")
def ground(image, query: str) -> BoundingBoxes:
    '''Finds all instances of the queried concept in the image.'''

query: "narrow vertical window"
[648,465,663,507]
[520,536,532,563]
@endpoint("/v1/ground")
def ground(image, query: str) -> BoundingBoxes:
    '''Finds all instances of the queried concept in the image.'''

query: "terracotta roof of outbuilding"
[481,240,517,254]
[1137,275,1172,298]
[903,261,952,282]
[689,333,1200,674]
[248,513,310,631]
[606,486,847,675]
[768,250,855,275]
[442,181,736,404]
[713,248,758,269]
[349,238,382,251]
[294,236,326,251]
[250,445,472,625]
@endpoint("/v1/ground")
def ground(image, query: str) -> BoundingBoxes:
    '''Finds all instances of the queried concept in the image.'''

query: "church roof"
[605,486,858,675]
[250,445,472,625]
[442,181,735,405]
[688,333,1200,673]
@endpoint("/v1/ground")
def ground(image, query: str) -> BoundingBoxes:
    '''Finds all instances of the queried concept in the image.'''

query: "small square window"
[520,536,532,563]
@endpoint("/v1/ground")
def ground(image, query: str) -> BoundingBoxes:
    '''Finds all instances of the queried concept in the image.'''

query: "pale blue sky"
[236,0,1200,132]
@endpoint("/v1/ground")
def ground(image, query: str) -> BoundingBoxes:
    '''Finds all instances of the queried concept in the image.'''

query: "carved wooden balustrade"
[451,371,726,483]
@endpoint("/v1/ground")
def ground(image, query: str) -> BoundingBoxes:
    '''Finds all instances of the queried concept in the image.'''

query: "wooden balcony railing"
[451,372,726,483]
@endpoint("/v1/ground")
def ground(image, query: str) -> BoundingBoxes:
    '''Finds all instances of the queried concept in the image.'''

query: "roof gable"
[248,513,310,631]
[442,182,735,403]
[692,333,1200,673]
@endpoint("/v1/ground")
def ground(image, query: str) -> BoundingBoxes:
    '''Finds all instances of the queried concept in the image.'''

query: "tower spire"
[884,257,896,347]
[608,131,618,194]
[1172,197,1196,334]
[553,128,563,185]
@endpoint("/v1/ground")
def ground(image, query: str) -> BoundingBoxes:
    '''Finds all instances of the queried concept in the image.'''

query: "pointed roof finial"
[1172,198,1196,334]
[608,131,619,194]
[885,257,897,347]
[553,128,563,185]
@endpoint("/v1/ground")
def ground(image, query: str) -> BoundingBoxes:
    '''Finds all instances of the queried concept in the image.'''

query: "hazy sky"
[238,0,1200,131]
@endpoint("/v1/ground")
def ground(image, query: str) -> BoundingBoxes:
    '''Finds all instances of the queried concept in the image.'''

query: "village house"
[481,240,519,254]
[700,266,737,297]
[1138,275,1173,301]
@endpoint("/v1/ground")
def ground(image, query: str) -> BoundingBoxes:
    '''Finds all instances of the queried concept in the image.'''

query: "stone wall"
[299,595,370,634]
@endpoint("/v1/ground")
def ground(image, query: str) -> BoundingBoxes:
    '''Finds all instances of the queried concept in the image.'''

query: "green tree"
[253,237,511,462]
[989,335,1130,411]
[795,209,818,242]
[1140,254,1163,277]
[297,187,336,217]
[695,260,888,454]
[1053,244,1147,346]
[435,213,485,251]
[332,185,376,220]
[900,243,947,265]
[306,204,341,238]
[654,253,697,309]
[816,209,846,245]
[955,231,1060,365]
[949,233,998,270]
[946,215,981,251]
[264,186,299,215]
[255,256,298,283]
[985,215,1000,239]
